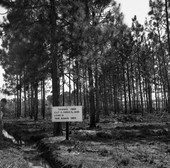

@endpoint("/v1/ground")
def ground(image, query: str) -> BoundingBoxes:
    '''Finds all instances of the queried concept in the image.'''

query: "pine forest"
[0,1,170,167]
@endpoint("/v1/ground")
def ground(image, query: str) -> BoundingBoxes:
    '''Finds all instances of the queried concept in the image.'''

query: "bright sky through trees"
[0,67,4,87]
[116,0,150,26]
[0,6,6,87]
[0,0,150,87]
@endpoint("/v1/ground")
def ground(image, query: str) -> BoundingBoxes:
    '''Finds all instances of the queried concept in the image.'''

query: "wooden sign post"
[52,106,82,140]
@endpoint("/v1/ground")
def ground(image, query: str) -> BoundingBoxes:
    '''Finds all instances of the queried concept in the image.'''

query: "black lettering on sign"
[63,111,70,113]
[70,108,76,110]
[61,117,69,119]
[71,117,76,119]
[58,108,68,110]
[54,111,60,113]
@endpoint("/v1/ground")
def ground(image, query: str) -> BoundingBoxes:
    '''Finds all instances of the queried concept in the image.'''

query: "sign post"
[52,106,82,140]
[66,122,69,140]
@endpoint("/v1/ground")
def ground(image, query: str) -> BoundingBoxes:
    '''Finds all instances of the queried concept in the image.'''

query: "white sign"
[52,106,83,122]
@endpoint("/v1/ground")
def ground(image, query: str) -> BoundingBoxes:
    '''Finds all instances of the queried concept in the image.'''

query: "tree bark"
[95,61,100,122]
[123,64,127,114]
[30,84,34,119]
[127,63,132,113]
[103,66,109,115]
[165,0,170,112]
[50,0,62,136]
[41,80,45,119]
[23,70,27,118]
[88,66,96,128]
[34,83,38,121]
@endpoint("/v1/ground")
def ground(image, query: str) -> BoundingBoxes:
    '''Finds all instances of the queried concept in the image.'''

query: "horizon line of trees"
[0,0,170,135]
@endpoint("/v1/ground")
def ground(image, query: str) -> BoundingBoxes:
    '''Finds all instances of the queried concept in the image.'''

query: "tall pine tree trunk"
[24,84,27,118]
[50,0,62,136]
[75,60,79,105]
[95,61,100,122]
[30,84,34,119]
[127,63,132,113]
[41,80,45,119]
[34,83,39,121]
[123,64,127,114]
[88,66,96,128]
[83,67,87,119]
[103,67,109,115]
[16,75,22,118]
[27,85,31,118]
[165,0,170,112]
[137,54,144,114]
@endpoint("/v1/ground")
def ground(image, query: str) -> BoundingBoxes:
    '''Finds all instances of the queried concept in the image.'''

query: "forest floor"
[0,140,29,168]
[1,111,170,168]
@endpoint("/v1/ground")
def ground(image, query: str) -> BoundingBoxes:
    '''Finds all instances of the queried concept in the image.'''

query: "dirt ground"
[0,140,29,168]
[37,112,170,168]
[2,111,170,168]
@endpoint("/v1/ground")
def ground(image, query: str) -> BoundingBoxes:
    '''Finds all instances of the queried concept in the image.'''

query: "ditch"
[3,129,52,168]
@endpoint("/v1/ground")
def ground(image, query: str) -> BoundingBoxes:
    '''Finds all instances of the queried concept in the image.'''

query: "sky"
[0,0,150,88]
[0,6,6,88]
[116,0,150,26]
[0,67,4,88]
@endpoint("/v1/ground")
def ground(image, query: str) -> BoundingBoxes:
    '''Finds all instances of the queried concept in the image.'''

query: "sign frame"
[52,106,83,122]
